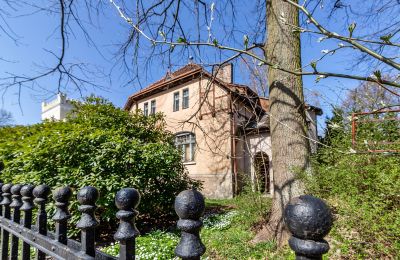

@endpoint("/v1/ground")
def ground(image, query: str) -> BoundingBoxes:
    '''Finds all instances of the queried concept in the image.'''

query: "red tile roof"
[124,63,204,110]
[123,63,322,115]
[124,63,258,110]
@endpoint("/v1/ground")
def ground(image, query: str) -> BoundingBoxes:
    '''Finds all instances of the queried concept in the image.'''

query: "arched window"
[175,132,196,162]
[254,152,270,193]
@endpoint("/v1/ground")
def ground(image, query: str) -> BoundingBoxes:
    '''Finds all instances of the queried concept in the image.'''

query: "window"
[173,92,179,112]
[150,100,156,114]
[143,102,148,116]
[182,89,189,109]
[175,132,196,162]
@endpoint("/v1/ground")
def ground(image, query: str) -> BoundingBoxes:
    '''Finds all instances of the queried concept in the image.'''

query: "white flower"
[321,49,329,54]
[329,122,341,129]
[349,148,356,153]
[338,43,345,47]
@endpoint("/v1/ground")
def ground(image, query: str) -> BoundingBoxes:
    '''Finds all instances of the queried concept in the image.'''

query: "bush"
[305,109,400,258]
[0,97,199,231]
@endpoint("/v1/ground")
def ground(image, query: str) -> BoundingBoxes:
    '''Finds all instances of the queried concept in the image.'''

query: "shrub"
[0,97,199,231]
[305,109,400,258]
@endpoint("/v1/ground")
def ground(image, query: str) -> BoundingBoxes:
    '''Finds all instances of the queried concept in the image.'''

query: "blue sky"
[0,1,391,127]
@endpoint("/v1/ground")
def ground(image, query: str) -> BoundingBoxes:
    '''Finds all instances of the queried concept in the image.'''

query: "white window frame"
[175,132,196,163]
[182,88,189,109]
[143,102,148,116]
[173,92,180,112]
[150,100,156,114]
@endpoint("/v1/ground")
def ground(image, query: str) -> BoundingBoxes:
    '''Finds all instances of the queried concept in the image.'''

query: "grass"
[201,192,293,259]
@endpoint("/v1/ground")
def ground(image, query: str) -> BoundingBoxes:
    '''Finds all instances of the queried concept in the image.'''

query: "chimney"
[213,63,233,83]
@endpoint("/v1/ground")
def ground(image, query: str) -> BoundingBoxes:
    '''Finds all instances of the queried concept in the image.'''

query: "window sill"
[183,161,196,165]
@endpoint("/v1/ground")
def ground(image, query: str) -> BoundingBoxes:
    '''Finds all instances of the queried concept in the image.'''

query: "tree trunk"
[253,0,310,246]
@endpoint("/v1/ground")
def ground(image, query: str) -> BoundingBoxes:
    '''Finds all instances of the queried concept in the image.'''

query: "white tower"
[41,93,74,121]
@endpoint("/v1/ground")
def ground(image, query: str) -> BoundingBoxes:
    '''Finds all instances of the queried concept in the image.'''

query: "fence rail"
[0,182,333,260]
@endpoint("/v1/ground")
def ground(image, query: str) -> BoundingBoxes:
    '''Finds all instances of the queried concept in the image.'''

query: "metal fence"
[0,182,333,260]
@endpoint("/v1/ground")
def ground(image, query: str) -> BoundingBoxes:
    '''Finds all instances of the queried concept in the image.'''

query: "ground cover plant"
[100,191,296,259]
[0,96,199,232]
[303,109,400,258]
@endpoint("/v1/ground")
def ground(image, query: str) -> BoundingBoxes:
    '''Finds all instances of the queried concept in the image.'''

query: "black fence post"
[284,195,333,260]
[52,186,72,245]
[114,188,140,260]
[0,182,3,251]
[20,184,35,260]
[10,184,23,260]
[174,189,206,260]
[76,186,99,257]
[1,183,12,260]
[33,184,50,260]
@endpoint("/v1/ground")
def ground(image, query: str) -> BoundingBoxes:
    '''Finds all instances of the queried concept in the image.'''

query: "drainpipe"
[229,93,238,196]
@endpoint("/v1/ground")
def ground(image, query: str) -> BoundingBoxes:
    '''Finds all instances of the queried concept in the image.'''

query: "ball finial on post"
[20,184,35,212]
[284,195,333,260]
[21,184,35,260]
[10,184,23,259]
[52,186,72,245]
[0,183,12,260]
[114,188,140,260]
[174,189,206,260]
[33,184,51,260]
[10,184,23,210]
[77,186,99,257]
[0,181,3,216]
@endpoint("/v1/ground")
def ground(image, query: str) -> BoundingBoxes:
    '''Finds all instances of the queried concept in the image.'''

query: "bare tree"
[104,0,399,244]
[0,109,13,126]
[0,0,399,245]
[0,0,107,101]
[343,79,400,113]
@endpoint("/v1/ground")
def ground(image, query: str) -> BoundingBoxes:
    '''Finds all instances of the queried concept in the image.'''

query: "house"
[124,63,322,198]
[41,93,74,121]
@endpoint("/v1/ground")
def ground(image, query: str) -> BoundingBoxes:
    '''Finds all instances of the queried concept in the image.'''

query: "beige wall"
[128,76,320,199]
[130,77,234,198]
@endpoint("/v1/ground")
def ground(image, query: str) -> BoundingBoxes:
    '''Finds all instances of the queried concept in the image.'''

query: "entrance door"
[254,152,270,193]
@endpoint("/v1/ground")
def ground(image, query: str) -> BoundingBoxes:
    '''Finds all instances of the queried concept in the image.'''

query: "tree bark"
[253,0,309,246]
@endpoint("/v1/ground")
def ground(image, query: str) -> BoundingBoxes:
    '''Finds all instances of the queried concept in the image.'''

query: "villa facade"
[124,63,322,198]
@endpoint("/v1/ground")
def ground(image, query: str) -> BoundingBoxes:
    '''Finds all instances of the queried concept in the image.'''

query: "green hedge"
[0,97,200,230]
